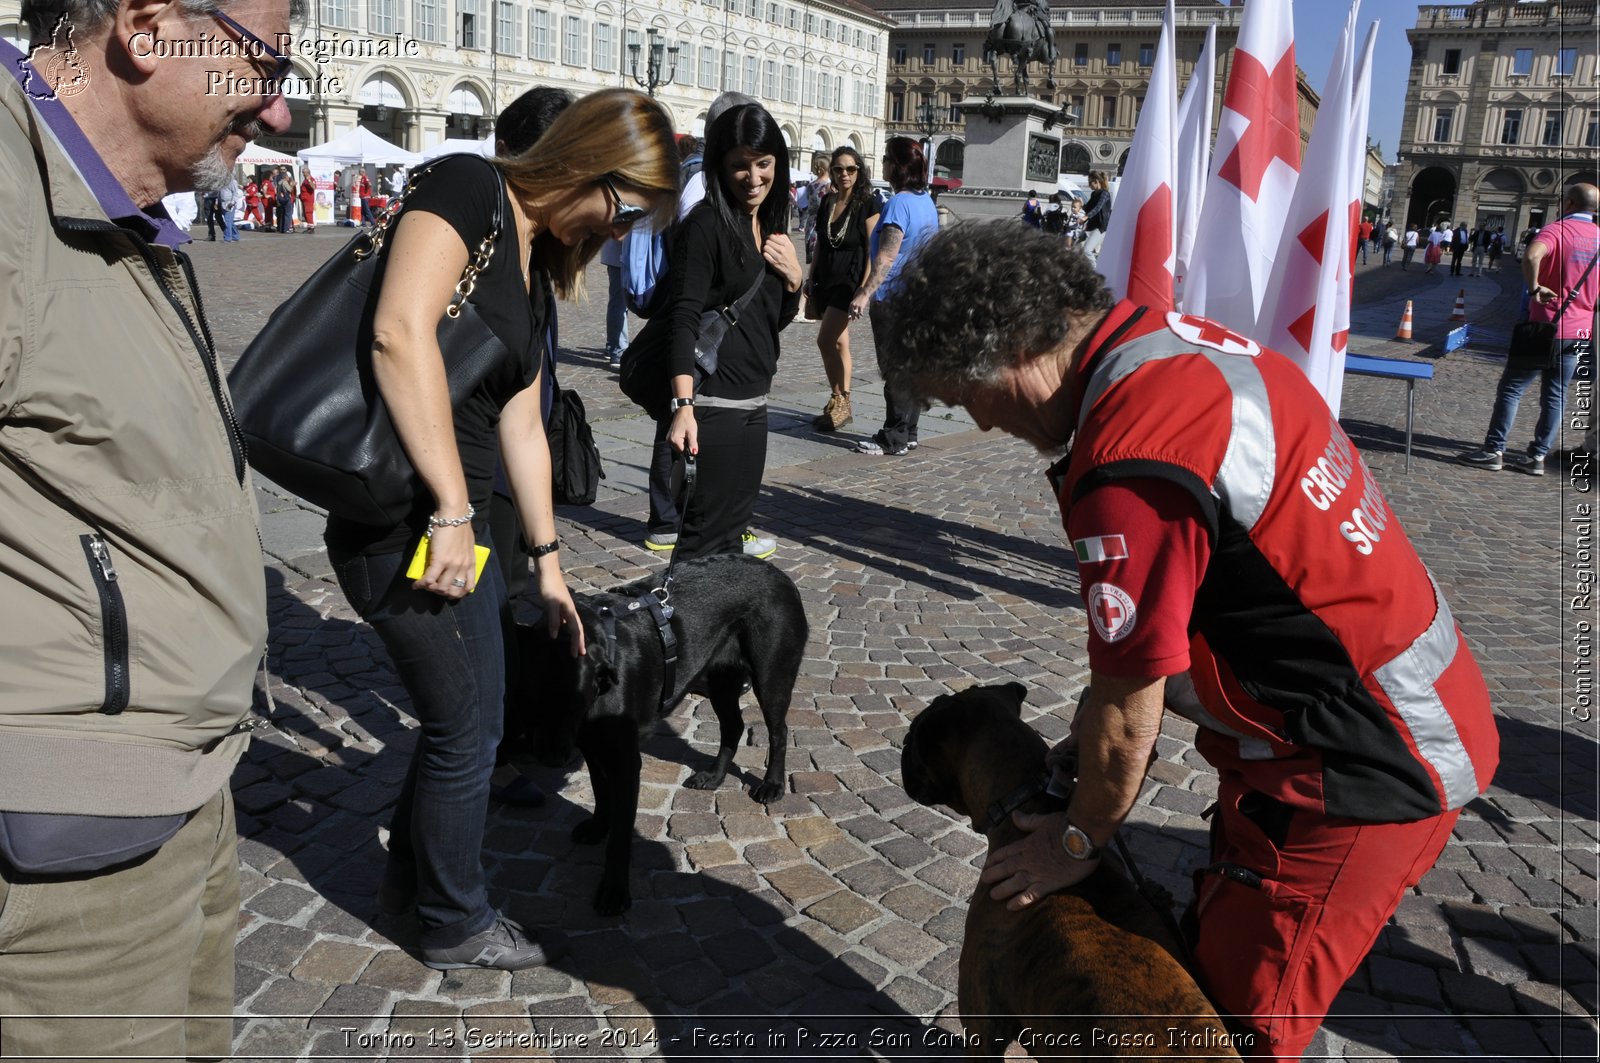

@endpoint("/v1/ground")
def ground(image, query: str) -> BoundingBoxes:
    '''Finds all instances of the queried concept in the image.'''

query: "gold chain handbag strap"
[350,160,504,320]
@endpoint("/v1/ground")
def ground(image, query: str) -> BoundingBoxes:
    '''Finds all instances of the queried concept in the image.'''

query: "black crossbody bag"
[1507,243,1597,372]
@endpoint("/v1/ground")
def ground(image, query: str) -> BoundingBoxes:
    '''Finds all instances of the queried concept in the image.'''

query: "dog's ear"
[1002,681,1027,715]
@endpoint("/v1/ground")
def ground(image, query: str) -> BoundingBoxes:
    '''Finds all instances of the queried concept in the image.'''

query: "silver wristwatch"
[669,397,695,412]
[1060,821,1101,861]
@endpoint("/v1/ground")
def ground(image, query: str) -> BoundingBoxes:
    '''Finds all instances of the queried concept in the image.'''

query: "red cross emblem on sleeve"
[1087,582,1137,643]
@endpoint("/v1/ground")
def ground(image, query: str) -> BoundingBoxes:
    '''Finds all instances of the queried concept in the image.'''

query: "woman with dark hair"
[850,136,939,456]
[804,146,879,431]
[664,102,803,560]
[1080,170,1111,259]
[323,88,681,971]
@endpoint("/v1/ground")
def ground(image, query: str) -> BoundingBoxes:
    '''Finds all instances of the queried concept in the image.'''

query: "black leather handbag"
[227,157,511,526]
[1506,251,1597,372]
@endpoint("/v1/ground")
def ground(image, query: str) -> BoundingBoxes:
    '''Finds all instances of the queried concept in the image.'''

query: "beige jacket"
[0,76,267,816]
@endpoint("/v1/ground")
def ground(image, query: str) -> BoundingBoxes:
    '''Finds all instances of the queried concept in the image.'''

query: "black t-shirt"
[325,154,546,556]
[665,203,800,400]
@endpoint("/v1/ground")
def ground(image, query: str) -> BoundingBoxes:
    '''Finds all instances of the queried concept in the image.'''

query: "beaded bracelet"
[426,504,475,531]
[530,538,560,558]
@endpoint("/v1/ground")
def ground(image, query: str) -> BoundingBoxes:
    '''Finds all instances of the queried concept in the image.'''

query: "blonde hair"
[495,88,680,298]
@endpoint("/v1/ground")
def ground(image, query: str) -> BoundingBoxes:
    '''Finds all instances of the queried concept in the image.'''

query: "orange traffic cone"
[1396,300,1414,340]
[349,199,362,225]
[1450,289,1468,321]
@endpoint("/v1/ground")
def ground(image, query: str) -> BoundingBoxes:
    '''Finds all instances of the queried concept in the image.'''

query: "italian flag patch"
[1072,534,1128,564]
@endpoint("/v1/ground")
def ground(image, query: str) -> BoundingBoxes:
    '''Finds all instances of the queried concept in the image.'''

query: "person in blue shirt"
[851,137,940,456]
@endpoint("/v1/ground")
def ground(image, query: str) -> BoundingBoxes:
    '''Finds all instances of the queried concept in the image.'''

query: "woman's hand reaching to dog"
[537,566,586,658]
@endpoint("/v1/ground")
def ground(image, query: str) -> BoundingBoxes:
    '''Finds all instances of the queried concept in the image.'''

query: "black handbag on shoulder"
[546,359,604,507]
[1507,249,1597,371]
[227,157,511,526]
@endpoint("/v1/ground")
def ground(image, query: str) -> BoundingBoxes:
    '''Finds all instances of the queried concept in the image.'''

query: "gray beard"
[189,145,231,191]
[190,117,267,191]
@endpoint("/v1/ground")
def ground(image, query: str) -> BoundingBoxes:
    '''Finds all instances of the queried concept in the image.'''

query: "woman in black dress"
[804,147,879,431]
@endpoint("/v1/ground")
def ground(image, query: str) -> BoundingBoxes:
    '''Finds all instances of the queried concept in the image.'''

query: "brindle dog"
[901,682,1242,1060]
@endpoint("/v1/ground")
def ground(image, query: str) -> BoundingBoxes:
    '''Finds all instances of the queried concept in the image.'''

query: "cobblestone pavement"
[185,221,1597,1061]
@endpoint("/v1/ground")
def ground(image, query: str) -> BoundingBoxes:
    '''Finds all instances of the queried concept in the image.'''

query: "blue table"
[1345,354,1436,471]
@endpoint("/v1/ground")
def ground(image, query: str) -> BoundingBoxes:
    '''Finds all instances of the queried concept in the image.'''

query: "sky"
[1281,0,1415,162]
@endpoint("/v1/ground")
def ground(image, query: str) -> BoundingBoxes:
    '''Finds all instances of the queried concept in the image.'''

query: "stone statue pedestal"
[940,96,1069,221]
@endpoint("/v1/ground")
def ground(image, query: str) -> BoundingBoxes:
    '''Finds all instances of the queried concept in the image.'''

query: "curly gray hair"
[23,0,308,40]
[876,221,1113,404]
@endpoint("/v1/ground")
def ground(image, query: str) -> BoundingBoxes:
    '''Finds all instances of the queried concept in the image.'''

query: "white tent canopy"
[297,126,419,167]
[417,135,495,162]
[237,141,296,165]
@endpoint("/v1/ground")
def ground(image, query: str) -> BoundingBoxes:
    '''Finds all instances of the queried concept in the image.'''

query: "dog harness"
[595,455,698,714]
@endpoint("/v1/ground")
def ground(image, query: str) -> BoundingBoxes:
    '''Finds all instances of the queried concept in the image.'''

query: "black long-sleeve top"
[666,203,800,400]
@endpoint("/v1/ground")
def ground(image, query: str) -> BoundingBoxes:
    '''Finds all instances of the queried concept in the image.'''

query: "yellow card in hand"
[406,538,492,590]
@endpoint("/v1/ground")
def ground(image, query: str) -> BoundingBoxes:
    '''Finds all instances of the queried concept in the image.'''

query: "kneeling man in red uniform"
[876,224,1499,1061]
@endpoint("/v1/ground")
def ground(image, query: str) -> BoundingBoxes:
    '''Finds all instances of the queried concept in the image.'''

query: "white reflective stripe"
[1164,671,1279,760]
[1081,332,1276,532]
[1373,571,1479,810]
[1201,351,1276,533]
[1079,330,1197,429]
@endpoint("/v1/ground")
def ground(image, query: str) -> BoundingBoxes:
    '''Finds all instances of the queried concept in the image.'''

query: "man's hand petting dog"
[980,809,1099,910]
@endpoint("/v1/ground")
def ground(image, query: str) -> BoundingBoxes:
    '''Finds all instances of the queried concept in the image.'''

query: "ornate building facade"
[1,0,891,159]
[868,0,1247,180]
[1395,0,1599,239]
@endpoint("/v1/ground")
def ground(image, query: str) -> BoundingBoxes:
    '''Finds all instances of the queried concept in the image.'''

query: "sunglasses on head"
[831,164,859,176]
[210,9,293,93]
[600,175,650,229]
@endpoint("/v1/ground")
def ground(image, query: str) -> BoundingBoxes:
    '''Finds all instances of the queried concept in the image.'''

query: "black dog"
[514,554,807,915]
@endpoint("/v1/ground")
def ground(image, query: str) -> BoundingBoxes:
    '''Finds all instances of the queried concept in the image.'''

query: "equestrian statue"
[985,0,1058,96]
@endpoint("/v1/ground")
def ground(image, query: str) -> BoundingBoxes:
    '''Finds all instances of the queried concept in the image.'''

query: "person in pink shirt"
[1458,182,1598,475]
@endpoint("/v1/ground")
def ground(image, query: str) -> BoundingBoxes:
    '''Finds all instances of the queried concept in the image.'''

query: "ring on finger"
[451,577,467,587]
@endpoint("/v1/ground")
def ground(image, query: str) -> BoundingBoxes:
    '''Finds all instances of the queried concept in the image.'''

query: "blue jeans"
[330,538,506,949]
[605,264,629,357]
[1484,339,1590,458]
[221,206,237,241]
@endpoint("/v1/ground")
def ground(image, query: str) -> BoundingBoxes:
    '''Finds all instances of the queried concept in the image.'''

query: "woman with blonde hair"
[324,87,679,971]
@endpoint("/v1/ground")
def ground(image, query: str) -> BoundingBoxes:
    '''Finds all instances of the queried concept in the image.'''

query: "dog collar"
[975,770,1055,835]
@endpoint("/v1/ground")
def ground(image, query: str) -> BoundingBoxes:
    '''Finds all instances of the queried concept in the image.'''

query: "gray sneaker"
[741,531,777,559]
[420,915,563,971]
[1456,448,1503,471]
[644,531,677,552]
[1507,451,1545,476]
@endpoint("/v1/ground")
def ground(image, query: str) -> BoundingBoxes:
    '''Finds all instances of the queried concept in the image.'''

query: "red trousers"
[1189,774,1459,1061]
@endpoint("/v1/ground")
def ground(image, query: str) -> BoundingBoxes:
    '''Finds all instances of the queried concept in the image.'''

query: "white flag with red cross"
[1097,0,1178,310]
[1258,5,1375,416]
[1173,21,1216,308]
[1182,0,1300,336]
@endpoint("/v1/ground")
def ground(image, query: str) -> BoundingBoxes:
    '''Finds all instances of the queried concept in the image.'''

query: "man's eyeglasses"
[600,175,650,229]
[831,165,859,177]
[210,9,293,93]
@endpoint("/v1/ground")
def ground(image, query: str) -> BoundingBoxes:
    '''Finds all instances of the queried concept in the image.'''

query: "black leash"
[596,455,698,715]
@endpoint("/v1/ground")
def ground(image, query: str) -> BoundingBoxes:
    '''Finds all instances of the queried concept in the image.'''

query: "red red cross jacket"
[1052,302,1498,822]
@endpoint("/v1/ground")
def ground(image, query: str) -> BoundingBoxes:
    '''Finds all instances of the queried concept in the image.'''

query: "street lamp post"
[629,27,679,98]
[914,96,947,184]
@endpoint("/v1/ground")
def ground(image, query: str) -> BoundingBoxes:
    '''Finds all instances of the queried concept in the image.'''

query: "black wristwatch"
[1060,821,1101,861]
[669,397,695,412]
